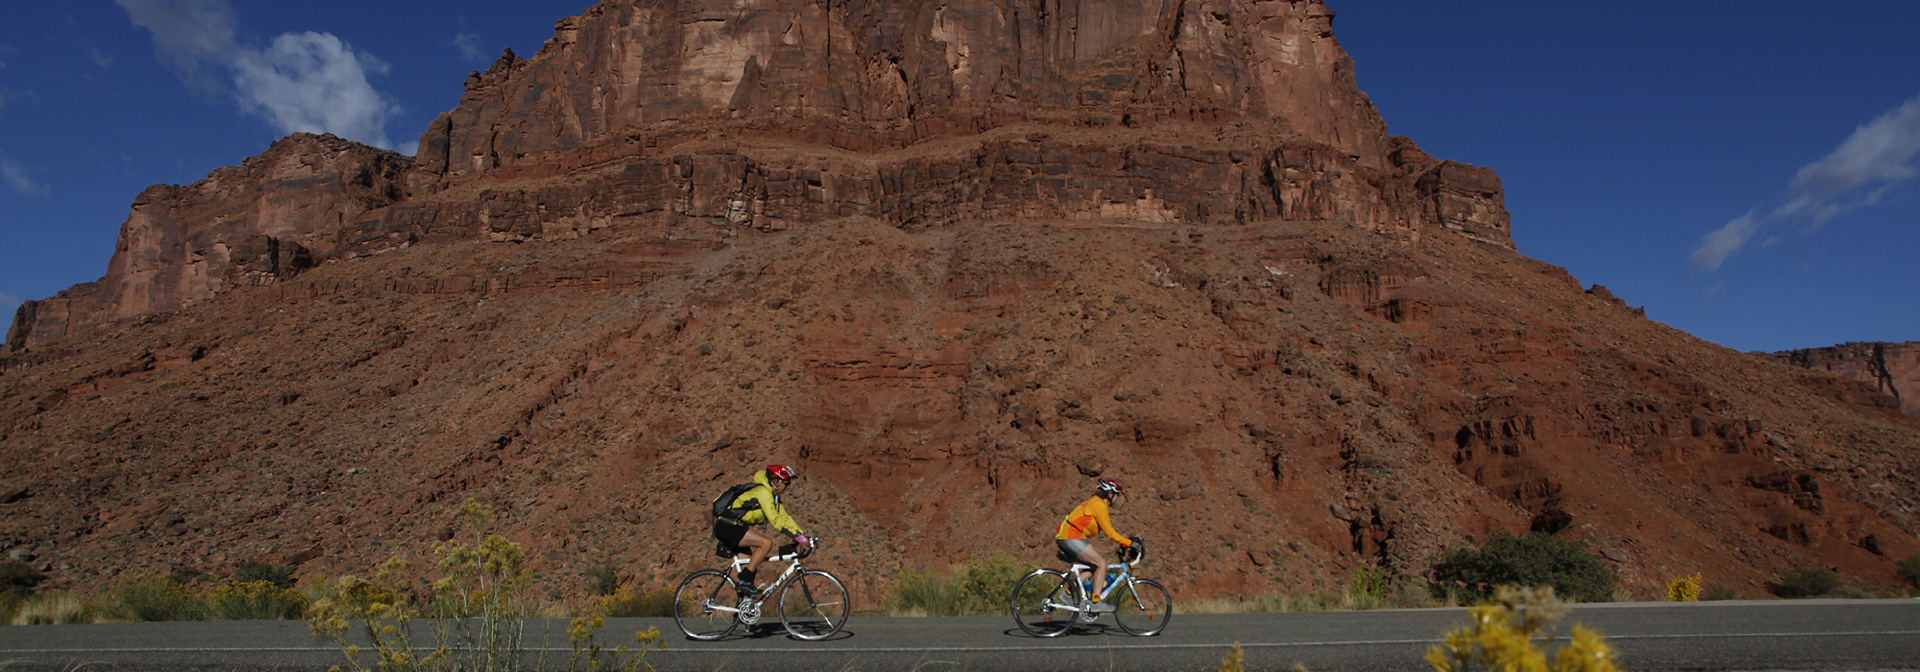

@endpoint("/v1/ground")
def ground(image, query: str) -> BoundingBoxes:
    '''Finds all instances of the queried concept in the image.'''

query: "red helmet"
[1096,477,1124,496]
[766,464,797,482]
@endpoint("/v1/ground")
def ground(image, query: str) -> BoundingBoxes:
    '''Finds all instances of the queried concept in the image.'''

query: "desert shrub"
[1220,642,1247,672]
[566,598,664,672]
[1771,567,1842,598]
[0,561,45,598]
[233,561,296,588]
[1349,565,1390,602]
[888,553,1028,616]
[168,566,209,585]
[1430,531,1617,603]
[308,499,651,672]
[1701,583,1739,601]
[1664,573,1702,601]
[13,592,93,625]
[0,593,22,624]
[957,553,1028,612]
[1898,554,1920,588]
[598,586,674,618]
[587,563,620,597]
[109,575,207,621]
[206,580,309,620]
[1426,586,1620,672]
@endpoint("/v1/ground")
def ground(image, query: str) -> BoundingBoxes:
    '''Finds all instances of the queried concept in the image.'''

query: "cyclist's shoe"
[734,580,761,597]
[1088,600,1117,613]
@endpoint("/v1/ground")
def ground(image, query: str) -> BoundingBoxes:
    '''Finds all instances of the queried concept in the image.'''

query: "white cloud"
[89,46,115,69]
[453,31,488,63]
[1689,210,1758,273]
[116,0,403,150]
[1692,95,1920,272]
[1,157,50,196]
[231,32,397,149]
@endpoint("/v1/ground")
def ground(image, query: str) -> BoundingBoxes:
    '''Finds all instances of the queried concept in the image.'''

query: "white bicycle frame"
[1059,552,1144,611]
[701,547,805,615]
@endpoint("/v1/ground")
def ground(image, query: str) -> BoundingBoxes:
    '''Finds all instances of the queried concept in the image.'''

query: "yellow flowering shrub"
[1665,574,1702,602]
[1425,586,1619,672]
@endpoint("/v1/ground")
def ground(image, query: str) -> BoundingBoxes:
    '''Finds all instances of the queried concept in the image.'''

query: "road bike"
[1010,541,1171,637]
[672,540,849,641]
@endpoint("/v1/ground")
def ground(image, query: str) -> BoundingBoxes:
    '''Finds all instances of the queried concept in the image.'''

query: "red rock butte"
[4,0,1916,605]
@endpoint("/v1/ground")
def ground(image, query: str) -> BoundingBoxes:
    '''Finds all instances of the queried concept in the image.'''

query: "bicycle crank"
[735,596,763,626]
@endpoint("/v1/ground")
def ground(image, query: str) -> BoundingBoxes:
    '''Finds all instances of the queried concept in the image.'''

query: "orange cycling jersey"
[1055,495,1132,546]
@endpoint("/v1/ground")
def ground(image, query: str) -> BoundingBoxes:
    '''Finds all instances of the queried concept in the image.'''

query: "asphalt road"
[1,600,1915,671]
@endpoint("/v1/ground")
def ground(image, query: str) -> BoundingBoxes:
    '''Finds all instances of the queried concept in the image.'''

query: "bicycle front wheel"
[673,570,738,640]
[778,570,849,640]
[1112,577,1171,636]
[1010,569,1075,638]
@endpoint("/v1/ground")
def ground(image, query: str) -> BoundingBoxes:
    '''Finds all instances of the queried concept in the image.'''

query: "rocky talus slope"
[3,0,1916,605]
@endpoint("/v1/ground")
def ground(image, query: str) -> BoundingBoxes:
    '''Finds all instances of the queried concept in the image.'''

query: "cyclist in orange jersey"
[1054,477,1138,612]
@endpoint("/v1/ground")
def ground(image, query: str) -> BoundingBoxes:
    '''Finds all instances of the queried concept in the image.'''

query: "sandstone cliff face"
[2,0,1915,604]
[9,0,1509,352]
[9,135,408,349]
[1765,342,1919,418]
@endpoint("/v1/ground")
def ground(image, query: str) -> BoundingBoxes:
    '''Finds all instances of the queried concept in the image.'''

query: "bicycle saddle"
[1055,547,1080,564]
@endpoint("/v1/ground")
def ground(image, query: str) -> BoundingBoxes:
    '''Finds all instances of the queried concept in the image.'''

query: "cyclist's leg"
[738,528,774,587]
[1072,545,1110,598]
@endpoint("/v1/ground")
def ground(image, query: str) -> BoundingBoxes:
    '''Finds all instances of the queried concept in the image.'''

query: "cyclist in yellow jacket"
[713,464,811,595]
[1055,477,1137,612]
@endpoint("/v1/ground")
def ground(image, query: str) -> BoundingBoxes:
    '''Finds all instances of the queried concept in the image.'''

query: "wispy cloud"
[453,31,488,63]
[1691,96,1920,272]
[89,46,115,69]
[0,293,21,319]
[116,0,402,150]
[1,156,50,196]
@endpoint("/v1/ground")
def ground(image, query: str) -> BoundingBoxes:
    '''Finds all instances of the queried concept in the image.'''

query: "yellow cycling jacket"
[718,469,805,537]
[1055,495,1131,546]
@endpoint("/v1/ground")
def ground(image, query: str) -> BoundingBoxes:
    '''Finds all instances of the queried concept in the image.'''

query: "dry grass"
[1178,586,1450,614]
[11,592,92,625]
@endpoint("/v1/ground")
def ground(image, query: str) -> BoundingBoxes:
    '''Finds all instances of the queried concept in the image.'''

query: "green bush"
[109,575,208,621]
[587,563,620,597]
[1700,583,1740,601]
[599,586,675,617]
[1430,531,1617,603]
[1897,554,1920,588]
[888,553,1029,616]
[1771,567,1843,598]
[0,561,45,598]
[233,561,296,588]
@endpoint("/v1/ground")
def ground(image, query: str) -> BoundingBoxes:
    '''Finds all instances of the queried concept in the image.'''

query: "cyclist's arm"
[1091,498,1131,546]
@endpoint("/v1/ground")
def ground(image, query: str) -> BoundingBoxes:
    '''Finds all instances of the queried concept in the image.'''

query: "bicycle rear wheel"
[1111,577,1171,636]
[778,569,849,640]
[1010,569,1075,637]
[673,570,738,640]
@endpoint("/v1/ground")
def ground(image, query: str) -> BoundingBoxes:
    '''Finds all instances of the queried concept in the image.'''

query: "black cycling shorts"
[714,521,749,549]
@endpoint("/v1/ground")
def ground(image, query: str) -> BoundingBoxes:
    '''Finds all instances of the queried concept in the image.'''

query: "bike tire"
[1111,577,1171,636]
[673,570,739,640]
[1010,569,1076,638]
[778,569,849,641]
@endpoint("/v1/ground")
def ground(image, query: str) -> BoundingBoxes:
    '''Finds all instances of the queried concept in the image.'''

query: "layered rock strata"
[10,0,1510,351]
[1766,342,1920,418]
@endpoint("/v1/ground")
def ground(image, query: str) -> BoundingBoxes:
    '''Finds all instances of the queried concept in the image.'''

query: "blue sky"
[1,2,1915,353]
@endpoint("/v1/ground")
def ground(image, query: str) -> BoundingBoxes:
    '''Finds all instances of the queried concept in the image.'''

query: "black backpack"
[709,482,764,523]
